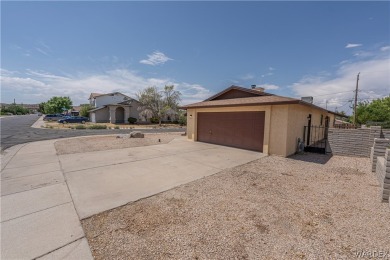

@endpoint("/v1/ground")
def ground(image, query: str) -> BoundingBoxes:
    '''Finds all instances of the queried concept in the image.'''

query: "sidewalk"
[1,140,93,260]
[31,115,45,128]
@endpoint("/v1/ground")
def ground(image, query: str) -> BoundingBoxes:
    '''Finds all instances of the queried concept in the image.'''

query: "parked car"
[43,114,65,121]
[58,116,89,124]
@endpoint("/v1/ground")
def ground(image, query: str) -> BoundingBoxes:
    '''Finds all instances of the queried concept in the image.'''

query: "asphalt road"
[0,115,185,151]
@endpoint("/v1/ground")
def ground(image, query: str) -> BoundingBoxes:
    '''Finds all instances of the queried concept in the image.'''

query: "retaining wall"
[327,126,389,157]
[375,148,390,202]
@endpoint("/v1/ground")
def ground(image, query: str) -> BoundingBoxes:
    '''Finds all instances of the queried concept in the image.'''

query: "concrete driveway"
[59,137,265,219]
[1,136,265,259]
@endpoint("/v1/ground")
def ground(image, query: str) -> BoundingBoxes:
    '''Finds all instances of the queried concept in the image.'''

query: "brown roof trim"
[204,85,272,101]
[181,100,299,109]
[181,98,342,116]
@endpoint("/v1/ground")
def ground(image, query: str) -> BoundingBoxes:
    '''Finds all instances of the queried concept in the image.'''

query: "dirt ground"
[44,121,184,130]
[82,154,390,259]
[54,133,182,155]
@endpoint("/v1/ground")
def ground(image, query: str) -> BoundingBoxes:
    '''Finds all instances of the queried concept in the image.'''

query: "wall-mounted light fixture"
[190,114,193,118]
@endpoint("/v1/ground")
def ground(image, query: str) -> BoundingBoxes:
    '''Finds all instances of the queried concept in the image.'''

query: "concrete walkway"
[1,140,93,260]
[1,137,265,259]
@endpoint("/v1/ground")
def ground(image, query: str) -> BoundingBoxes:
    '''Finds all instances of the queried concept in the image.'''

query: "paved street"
[0,115,185,151]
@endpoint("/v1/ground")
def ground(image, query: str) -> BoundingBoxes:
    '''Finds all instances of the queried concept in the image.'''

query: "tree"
[79,104,92,117]
[44,96,72,114]
[38,102,46,113]
[137,85,182,125]
[356,96,390,126]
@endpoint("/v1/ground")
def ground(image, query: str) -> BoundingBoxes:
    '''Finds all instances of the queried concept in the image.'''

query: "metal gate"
[303,115,329,154]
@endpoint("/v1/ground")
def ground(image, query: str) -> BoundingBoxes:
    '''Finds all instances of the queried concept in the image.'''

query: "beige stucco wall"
[92,107,110,123]
[187,103,336,157]
[285,105,335,156]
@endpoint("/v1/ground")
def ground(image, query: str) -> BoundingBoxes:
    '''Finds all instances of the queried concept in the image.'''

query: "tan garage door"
[197,111,265,152]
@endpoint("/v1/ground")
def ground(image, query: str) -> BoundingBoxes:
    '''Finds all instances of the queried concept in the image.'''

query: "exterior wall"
[187,103,337,157]
[129,102,140,119]
[285,104,335,156]
[92,107,110,123]
[268,105,288,156]
[94,93,130,108]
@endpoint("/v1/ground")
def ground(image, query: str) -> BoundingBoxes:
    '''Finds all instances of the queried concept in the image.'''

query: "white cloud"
[257,84,279,90]
[291,56,390,114]
[240,74,255,80]
[345,43,362,48]
[381,46,390,51]
[139,51,173,66]
[268,67,275,71]
[261,72,273,78]
[0,69,209,106]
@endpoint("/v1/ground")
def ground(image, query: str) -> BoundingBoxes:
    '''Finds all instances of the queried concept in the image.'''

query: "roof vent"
[301,96,314,104]
[250,85,265,92]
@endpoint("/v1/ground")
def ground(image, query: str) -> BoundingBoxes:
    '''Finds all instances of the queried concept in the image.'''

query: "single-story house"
[88,92,141,123]
[182,85,341,157]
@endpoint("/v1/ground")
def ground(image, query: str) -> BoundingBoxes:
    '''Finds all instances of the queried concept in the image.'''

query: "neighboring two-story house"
[88,92,141,123]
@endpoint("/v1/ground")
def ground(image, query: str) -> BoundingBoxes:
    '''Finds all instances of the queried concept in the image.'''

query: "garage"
[197,111,265,152]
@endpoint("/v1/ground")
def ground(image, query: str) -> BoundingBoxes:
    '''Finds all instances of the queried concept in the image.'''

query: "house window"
[320,114,323,125]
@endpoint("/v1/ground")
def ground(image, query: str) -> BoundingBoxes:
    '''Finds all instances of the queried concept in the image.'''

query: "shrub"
[114,126,120,129]
[178,114,187,126]
[75,124,86,130]
[150,117,159,124]
[88,124,107,129]
[128,117,137,124]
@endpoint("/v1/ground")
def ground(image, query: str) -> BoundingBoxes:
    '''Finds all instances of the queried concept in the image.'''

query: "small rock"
[116,134,130,139]
[130,131,144,138]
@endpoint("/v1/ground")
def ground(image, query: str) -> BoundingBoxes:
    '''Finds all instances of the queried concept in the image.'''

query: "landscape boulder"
[130,131,144,138]
[116,134,130,139]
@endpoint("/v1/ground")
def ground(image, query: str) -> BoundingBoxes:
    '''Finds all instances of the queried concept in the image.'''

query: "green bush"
[75,124,86,130]
[150,117,159,124]
[128,117,137,124]
[88,124,107,129]
[178,114,187,126]
[114,126,120,129]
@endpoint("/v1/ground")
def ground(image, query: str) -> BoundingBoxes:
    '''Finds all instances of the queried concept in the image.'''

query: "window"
[320,114,323,125]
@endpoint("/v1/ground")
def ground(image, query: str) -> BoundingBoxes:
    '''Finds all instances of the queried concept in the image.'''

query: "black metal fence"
[303,125,328,153]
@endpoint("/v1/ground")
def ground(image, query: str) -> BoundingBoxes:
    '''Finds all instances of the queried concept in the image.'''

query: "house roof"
[181,86,344,116]
[88,92,133,100]
[205,85,272,101]
[89,93,104,99]
[71,106,82,111]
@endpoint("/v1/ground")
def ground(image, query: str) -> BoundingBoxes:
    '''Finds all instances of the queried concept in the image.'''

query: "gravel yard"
[82,154,390,260]
[54,133,182,155]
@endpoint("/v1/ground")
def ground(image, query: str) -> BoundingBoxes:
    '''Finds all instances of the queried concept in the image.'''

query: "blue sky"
[2,1,389,113]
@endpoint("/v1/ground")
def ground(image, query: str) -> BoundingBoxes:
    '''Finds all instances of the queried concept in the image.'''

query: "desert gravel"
[54,133,182,155]
[82,153,390,260]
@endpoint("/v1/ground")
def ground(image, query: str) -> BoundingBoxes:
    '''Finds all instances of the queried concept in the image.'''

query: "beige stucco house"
[182,85,340,157]
[88,92,141,123]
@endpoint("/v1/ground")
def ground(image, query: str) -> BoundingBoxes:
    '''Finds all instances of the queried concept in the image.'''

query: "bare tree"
[136,85,181,126]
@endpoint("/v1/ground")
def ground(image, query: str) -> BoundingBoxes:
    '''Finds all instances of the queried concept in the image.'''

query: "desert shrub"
[75,124,86,129]
[88,124,107,129]
[150,117,159,124]
[128,117,137,124]
[178,114,187,126]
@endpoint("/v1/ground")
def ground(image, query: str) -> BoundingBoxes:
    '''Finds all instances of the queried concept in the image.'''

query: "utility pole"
[325,99,328,110]
[353,72,360,125]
